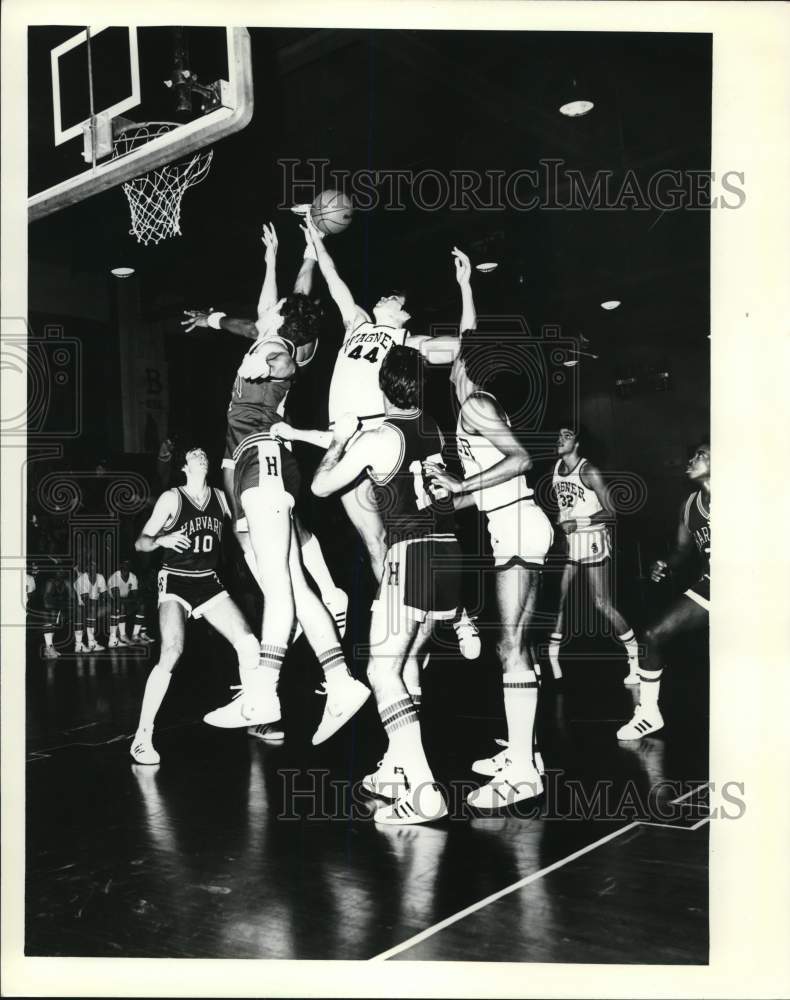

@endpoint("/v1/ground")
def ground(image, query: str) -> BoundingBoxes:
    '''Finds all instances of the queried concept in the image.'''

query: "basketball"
[310,189,354,235]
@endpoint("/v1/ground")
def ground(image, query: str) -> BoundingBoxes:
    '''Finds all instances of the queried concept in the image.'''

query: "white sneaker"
[87,641,105,652]
[324,588,349,639]
[467,757,543,809]
[137,633,156,645]
[374,782,448,826]
[624,664,641,686]
[204,676,281,729]
[118,634,134,645]
[108,637,120,648]
[362,754,409,801]
[472,739,545,778]
[471,738,510,777]
[74,641,87,653]
[42,646,61,660]
[247,722,285,743]
[130,731,160,765]
[453,610,481,660]
[616,705,664,741]
[311,675,371,745]
[289,203,311,216]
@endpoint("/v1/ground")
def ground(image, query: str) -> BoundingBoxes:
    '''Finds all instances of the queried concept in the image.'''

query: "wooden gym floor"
[24,613,708,963]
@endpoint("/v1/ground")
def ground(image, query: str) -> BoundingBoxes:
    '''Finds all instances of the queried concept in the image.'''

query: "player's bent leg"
[295,515,348,638]
[131,601,186,765]
[340,481,387,583]
[402,617,432,710]
[286,532,370,744]
[585,560,640,684]
[365,607,445,823]
[468,565,542,810]
[617,594,708,740]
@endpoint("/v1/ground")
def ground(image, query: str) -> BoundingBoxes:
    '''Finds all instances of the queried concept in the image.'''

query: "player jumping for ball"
[311,346,460,824]
[426,280,553,808]
[549,425,641,685]
[130,446,261,764]
[617,442,710,741]
[182,222,348,642]
[281,227,481,657]
[191,276,369,743]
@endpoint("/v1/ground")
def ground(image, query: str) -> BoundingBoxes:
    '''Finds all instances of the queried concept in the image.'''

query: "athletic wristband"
[303,244,318,262]
[207,311,227,330]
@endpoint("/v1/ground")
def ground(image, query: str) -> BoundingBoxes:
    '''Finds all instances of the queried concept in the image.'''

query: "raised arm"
[181,309,258,340]
[135,492,190,554]
[237,333,296,382]
[256,222,279,317]
[302,210,366,329]
[405,248,474,364]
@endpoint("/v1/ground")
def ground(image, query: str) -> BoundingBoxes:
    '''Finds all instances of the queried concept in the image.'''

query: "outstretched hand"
[181,309,212,333]
[261,222,278,261]
[452,246,472,286]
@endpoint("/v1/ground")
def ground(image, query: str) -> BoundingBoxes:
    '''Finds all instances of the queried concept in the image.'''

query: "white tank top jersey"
[553,458,603,528]
[74,573,107,601]
[328,320,408,424]
[456,392,534,513]
[107,571,138,598]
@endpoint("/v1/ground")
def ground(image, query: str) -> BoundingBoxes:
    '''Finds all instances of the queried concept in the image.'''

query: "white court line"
[670,783,710,805]
[369,822,640,962]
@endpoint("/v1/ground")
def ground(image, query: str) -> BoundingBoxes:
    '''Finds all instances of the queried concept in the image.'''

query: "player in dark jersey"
[617,442,710,740]
[186,233,369,741]
[311,346,460,825]
[129,446,261,764]
[183,222,349,648]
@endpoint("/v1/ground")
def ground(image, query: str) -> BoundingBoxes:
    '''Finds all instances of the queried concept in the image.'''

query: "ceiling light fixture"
[475,262,498,273]
[559,99,594,117]
[110,266,135,278]
[563,350,599,367]
[600,300,621,310]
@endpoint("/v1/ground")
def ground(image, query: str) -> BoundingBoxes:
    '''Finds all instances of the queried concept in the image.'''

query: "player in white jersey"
[426,324,552,809]
[298,210,467,583]
[107,559,138,647]
[549,426,641,685]
[73,559,108,652]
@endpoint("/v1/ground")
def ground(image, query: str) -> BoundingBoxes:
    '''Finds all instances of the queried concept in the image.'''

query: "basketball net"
[112,123,213,245]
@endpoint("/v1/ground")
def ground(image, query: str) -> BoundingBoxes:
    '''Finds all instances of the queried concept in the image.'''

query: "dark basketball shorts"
[373,533,462,624]
[234,440,301,515]
[684,574,710,611]
[157,568,228,619]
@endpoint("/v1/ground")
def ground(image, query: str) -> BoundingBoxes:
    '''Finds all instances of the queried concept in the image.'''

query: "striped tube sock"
[637,667,663,712]
[259,643,287,677]
[406,685,422,710]
[318,645,348,683]
[617,629,640,664]
[380,695,431,780]
[503,669,540,762]
[548,633,563,678]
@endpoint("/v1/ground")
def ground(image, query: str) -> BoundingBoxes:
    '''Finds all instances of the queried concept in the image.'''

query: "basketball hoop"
[112,122,213,245]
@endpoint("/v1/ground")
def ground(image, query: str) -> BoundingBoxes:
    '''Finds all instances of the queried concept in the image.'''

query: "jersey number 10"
[192,536,214,553]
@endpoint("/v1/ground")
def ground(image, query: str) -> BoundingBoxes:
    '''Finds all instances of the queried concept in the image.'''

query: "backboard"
[28,26,253,222]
